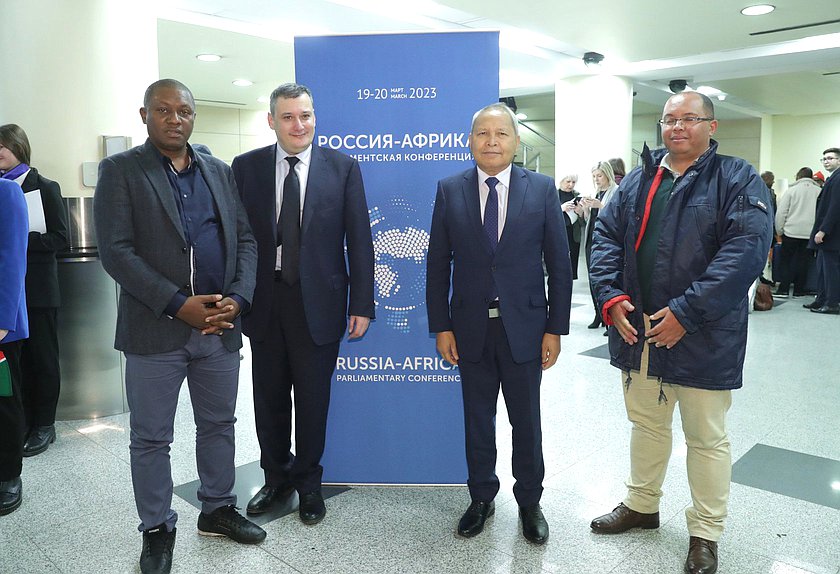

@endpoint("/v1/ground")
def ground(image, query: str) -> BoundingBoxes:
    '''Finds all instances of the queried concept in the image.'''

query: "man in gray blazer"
[94,79,261,574]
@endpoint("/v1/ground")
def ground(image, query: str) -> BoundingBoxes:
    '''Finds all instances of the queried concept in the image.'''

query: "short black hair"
[143,79,195,110]
[824,147,840,157]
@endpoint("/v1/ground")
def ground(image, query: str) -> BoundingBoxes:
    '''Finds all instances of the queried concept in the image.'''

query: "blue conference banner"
[294,31,499,483]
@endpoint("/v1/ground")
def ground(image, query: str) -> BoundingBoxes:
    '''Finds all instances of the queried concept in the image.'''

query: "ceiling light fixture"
[741,4,775,16]
[196,54,221,62]
[232,79,253,87]
[582,51,604,68]
[516,112,528,120]
[257,96,269,104]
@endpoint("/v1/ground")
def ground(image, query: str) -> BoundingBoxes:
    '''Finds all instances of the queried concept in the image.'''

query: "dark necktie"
[279,156,301,285]
[484,177,499,253]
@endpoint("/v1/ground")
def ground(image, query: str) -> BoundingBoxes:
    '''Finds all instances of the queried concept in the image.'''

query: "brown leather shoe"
[684,536,718,574]
[590,502,659,534]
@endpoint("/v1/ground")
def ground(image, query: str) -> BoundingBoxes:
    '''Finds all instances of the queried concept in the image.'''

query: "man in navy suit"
[232,83,375,525]
[426,103,572,545]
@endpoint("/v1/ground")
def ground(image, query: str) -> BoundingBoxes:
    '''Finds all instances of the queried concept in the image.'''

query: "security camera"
[669,80,688,93]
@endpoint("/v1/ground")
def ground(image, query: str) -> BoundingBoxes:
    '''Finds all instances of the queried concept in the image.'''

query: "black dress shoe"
[803,300,823,309]
[23,425,56,457]
[457,500,494,537]
[198,505,266,543]
[519,504,549,545]
[587,317,603,329]
[299,491,326,525]
[0,476,22,516]
[139,525,176,574]
[590,502,659,534]
[246,483,294,515]
[684,536,718,574]
[811,305,840,315]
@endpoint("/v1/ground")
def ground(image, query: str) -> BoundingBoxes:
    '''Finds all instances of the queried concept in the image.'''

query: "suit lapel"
[301,146,322,238]
[499,166,527,249]
[137,142,185,242]
[461,169,489,254]
[195,154,231,246]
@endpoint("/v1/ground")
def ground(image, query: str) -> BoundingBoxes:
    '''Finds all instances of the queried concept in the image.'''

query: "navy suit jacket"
[426,165,573,363]
[94,140,257,355]
[232,144,375,346]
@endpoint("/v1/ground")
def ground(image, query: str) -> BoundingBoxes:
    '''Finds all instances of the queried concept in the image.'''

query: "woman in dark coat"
[0,124,68,456]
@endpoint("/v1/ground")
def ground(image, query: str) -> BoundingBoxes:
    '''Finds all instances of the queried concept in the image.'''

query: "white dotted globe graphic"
[370,198,430,333]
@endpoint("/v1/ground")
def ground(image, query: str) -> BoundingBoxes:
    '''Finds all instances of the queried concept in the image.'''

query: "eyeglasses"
[821,156,839,162]
[658,116,714,127]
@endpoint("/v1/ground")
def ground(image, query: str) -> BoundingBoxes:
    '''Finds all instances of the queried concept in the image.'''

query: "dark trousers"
[584,237,601,321]
[0,340,25,481]
[776,236,812,294]
[20,307,61,427]
[815,248,840,307]
[250,278,340,494]
[125,330,239,531]
[458,317,544,507]
[567,229,580,280]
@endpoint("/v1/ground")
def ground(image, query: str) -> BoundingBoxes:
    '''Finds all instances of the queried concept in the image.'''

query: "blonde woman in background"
[576,161,618,331]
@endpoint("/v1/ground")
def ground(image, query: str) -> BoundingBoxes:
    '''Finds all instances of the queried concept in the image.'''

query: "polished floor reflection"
[3,273,839,573]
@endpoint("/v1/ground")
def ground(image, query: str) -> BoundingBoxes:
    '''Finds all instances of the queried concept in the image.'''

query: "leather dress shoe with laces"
[0,476,23,516]
[457,500,494,537]
[803,300,823,309]
[23,425,56,457]
[197,505,266,544]
[590,503,659,534]
[811,305,840,314]
[246,483,295,515]
[519,504,549,545]
[299,491,326,525]
[684,536,718,574]
[139,525,175,574]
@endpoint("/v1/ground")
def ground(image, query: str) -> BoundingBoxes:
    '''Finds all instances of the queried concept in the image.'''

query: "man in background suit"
[805,147,840,314]
[94,79,263,574]
[426,103,573,545]
[232,83,374,525]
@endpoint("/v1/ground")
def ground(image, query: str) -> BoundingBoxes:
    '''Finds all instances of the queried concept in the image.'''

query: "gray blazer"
[93,140,257,355]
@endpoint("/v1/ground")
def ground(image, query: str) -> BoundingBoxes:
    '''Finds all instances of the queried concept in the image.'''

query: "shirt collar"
[151,141,195,174]
[276,143,312,167]
[477,163,513,189]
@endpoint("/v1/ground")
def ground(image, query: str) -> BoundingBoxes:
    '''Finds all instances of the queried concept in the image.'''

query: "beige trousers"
[622,321,732,541]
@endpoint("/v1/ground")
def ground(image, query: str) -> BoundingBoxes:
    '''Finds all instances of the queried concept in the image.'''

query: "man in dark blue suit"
[232,83,375,525]
[426,103,572,545]
[806,147,840,314]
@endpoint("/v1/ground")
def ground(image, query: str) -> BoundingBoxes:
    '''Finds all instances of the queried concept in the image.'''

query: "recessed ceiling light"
[741,4,775,16]
[257,96,269,104]
[232,79,253,87]
[196,54,221,62]
[515,112,527,120]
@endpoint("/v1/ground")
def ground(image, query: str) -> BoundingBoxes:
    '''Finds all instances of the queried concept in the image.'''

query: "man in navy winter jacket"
[587,92,773,574]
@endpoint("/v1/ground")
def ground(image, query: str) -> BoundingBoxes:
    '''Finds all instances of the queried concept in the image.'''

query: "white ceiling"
[159,0,840,125]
